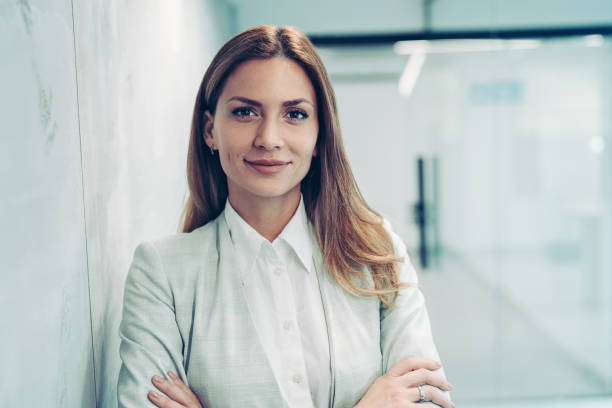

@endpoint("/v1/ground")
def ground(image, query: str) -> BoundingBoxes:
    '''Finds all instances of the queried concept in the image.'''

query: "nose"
[254,116,283,151]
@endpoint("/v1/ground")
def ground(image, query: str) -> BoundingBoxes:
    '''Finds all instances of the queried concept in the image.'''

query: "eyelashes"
[232,107,256,118]
[231,106,309,121]
[287,110,308,120]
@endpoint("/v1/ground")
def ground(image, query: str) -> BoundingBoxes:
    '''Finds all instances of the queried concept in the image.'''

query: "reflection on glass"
[320,35,612,403]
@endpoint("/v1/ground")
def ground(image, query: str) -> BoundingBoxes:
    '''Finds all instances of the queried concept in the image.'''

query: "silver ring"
[418,385,426,402]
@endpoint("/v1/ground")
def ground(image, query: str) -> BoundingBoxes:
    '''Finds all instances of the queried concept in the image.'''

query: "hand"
[149,371,206,408]
[355,357,454,408]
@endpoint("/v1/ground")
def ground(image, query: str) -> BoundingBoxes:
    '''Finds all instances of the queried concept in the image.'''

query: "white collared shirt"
[223,195,331,408]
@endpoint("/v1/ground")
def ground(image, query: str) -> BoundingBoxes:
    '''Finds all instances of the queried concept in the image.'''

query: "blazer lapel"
[227,240,286,402]
[238,272,286,395]
[219,219,285,403]
[312,248,337,408]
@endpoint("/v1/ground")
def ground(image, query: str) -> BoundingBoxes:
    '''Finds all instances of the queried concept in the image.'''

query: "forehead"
[221,57,316,103]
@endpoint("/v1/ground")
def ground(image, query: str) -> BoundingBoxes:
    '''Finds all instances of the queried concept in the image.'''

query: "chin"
[243,182,300,200]
[247,188,295,199]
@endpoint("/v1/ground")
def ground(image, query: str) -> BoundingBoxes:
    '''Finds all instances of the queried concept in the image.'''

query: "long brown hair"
[180,25,412,307]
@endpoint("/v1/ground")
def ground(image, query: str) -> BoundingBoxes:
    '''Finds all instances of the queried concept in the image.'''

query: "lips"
[245,159,289,166]
[244,159,290,175]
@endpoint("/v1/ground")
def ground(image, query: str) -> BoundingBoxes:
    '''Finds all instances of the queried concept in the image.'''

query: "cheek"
[304,129,319,157]
[290,122,318,152]
[217,129,250,159]
[220,147,244,172]
[214,138,241,174]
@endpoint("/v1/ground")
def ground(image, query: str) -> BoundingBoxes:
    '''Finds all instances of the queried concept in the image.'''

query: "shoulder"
[380,217,418,285]
[129,216,224,283]
[380,217,408,257]
[149,218,220,258]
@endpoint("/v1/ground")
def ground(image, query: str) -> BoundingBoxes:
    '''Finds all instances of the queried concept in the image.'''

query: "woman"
[117,25,454,408]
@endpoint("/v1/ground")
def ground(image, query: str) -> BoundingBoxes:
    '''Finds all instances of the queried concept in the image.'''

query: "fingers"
[401,367,453,391]
[411,384,455,408]
[151,373,189,406]
[148,390,183,408]
[150,372,203,408]
[386,356,442,377]
[168,371,192,394]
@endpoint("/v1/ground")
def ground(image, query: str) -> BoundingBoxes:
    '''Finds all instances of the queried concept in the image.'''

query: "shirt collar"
[223,198,266,280]
[276,195,314,275]
[222,195,314,281]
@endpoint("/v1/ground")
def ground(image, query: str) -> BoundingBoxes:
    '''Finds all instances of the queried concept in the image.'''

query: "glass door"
[321,35,612,403]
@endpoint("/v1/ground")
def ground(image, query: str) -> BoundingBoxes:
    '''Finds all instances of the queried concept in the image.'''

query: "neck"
[228,189,301,242]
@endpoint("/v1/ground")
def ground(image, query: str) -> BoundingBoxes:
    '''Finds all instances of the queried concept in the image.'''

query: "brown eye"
[232,107,256,117]
[287,109,308,120]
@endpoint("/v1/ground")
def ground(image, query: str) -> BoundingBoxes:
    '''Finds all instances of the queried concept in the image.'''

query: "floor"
[415,249,611,405]
[462,396,612,407]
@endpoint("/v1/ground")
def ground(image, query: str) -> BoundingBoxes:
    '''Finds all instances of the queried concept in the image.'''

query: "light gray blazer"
[117,213,448,408]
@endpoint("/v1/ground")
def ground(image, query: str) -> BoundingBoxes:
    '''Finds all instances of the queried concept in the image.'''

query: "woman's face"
[204,57,319,206]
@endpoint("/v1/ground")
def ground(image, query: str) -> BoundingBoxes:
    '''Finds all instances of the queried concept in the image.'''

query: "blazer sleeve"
[379,219,452,405]
[117,241,187,408]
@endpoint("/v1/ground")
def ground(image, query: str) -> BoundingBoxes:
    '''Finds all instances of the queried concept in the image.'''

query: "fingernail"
[149,390,160,399]
[446,382,453,390]
[168,371,176,379]
[152,375,161,384]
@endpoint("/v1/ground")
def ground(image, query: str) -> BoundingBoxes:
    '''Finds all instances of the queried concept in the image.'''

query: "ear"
[203,110,215,149]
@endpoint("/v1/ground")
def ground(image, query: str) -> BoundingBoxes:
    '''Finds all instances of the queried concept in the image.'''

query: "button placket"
[267,242,315,406]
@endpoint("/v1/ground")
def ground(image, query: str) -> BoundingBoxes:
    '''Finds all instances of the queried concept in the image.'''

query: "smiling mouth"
[244,159,290,174]
[244,159,290,166]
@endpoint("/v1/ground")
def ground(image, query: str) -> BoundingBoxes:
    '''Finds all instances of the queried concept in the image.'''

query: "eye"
[232,106,256,118]
[287,109,308,120]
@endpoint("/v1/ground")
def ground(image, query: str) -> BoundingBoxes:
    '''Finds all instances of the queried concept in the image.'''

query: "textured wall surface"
[1,0,230,406]
[72,1,230,405]
[0,0,96,406]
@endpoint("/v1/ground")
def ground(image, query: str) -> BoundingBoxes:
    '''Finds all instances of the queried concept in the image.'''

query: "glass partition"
[320,35,612,404]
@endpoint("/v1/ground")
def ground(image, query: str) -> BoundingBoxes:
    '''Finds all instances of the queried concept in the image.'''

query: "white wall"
[1,0,232,406]
[0,0,95,406]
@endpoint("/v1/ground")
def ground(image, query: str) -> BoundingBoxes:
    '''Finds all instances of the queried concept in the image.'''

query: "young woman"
[117,25,454,408]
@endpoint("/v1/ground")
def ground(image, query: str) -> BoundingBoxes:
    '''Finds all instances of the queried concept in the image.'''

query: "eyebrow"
[226,96,315,108]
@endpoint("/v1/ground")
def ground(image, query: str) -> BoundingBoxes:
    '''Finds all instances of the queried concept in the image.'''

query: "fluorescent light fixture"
[584,34,604,47]
[395,38,541,97]
[393,39,541,55]
[394,40,430,55]
[398,51,427,97]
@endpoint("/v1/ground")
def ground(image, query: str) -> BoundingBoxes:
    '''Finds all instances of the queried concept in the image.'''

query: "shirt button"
[292,374,302,384]
[283,320,292,330]
[273,268,282,276]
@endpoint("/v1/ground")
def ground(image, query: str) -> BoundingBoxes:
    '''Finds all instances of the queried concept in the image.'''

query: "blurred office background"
[1,0,611,407]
